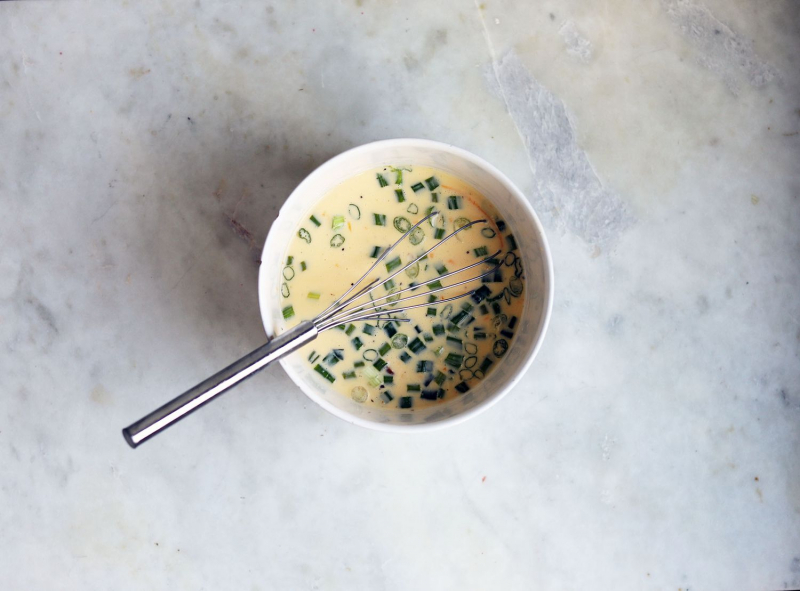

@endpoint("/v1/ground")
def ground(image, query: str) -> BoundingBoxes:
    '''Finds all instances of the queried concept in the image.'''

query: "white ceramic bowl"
[258,139,553,431]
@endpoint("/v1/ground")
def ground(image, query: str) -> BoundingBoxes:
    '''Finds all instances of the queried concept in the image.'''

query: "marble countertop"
[2,1,798,589]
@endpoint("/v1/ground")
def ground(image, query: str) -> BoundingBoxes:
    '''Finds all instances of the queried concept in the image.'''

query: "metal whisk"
[122,212,500,447]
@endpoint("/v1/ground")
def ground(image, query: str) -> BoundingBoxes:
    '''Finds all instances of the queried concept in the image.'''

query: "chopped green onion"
[298,228,311,243]
[383,278,396,291]
[373,214,386,226]
[481,227,496,238]
[307,350,316,361]
[425,177,439,190]
[380,391,394,403]
[314,364,335,383]
[408,337,426,354]
[434,228,445,239]
[307,291,320,300]
[410,182,424,192]
[343,370,356,379]
[369,246,383,258]
[407,203,419,214]
[509,277,523,296]
[496,219,507,231]
[432,324,445,336]
[445,353,463,368]
[416,360,433,373]
[394,189,405,203]
[427,280,443,290]
[364,365,382,387]
[283,266,295,281]
[507,234,518,250]
[351,337,363,350]
[409,227,425,245]
[377,173,389,187]
[385,256,402,273]
[330,234,345,247]
[431,192,439,202]
[435,263,448,275]
[344,324,356,335]
[309,215,321,227]
[493,339,509,357]
[446,336,463,349]
[332,215,345,231]
[407,384,421,392]
[447,195,463,209]
[351,386,368,402]
[399,351,412,363]
[433,345,445,357]
[428,295,438,303]
[362,324,375,336]
[378,342,392,356]
[363,348,378,361]
[455,381,470,393]
[479,357,494,373]
[474,246,489,257]
[393,216,411,233]
[323,349,344,365]
[464,355,477,368]
[423,333,434,343]
[501,329,514,338]
[426,307,437,317]
[405,261,420,278]
[399,397,413,409]
[384,323,397,337]
[300,261,307,271]
[281,283,290,298]
[391,334,408,349]
[440,304,453,319]
[373,358,388,370]
[348,204,361,219]
[282,305,295,319]
[434,371,447,385]
[286,256,293,265]
[384,375,394,384]
[394,168,403,185]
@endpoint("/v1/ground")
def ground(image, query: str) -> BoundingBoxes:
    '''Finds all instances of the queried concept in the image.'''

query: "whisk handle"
[122,321,318,448]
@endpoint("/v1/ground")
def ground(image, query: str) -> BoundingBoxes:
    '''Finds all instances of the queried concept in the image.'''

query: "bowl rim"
[258,138,554,432]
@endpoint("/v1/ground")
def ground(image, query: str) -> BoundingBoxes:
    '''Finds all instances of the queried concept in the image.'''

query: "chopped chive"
[309,215,321,227]
[351,337,363,350]
[410,182,425,192]
[507,234,518,250]
[447,195,462,209]
[455,381,470,393]
[445,353,463,368]
[330,234,345,248]
[282,305,295,319]
[378,342,392,356]
[343,370,356,379]
[408,337,426,354]
[332,215,345,231]
[474,246,489,257]
[298,228,311,243]
[309,353,320,363]
[426,307,437,317]
[394,189,405,203]
[377,173,389,187]
[407,203,419,214]
[314,364,335,383]
[385,256,402,273]
[373,213,387,226]
[307,291,320,299]
[345,324,356,335]
[399,351,412,363]
[300,261,307,271]
[435,263,448,275]
[399,396,413,409]
[472,285,491,304]
[307,350,316,362]
[407,384,421,392]
[427,279,443,290]
[446,336,463,349]
[431,192,439,203]
[432,324,445,336]
[369,246,383,258]
[354,360,365,368]
[425,176,439,190]
[391,333,408,349]
[373,358,388,370]
[362,324,375,336]
[380,391,394,403]
[394,168,403,185]
[286,255,293,265]
[434,228,445,239]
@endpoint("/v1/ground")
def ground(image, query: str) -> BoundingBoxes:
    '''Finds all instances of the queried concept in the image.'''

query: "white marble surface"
[1,1,799,589]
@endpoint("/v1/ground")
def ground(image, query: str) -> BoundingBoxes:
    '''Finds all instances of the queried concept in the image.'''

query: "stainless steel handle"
[122,321,318,448]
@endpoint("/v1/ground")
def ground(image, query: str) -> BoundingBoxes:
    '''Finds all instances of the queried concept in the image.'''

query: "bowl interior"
[259,139,553,430]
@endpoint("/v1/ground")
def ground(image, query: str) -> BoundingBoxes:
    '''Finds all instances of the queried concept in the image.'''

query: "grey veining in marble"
[1,1,799,589]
